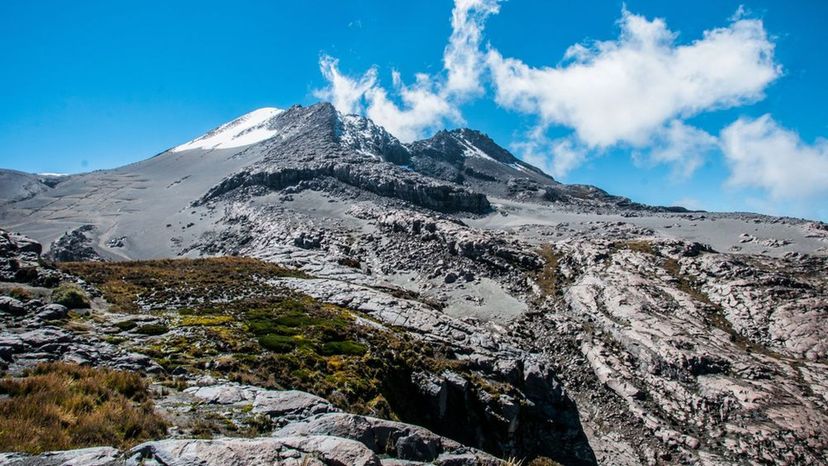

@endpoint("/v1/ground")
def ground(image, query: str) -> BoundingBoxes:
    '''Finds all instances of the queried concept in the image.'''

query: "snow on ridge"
[172,107,284,153]
[455,134,496,162]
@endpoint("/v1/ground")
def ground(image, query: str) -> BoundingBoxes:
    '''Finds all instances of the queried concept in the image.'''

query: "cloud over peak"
[314,0,498,142]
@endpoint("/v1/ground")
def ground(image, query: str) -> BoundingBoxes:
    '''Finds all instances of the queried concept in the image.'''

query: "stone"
[36,303,69,321]
[126,436,381,466]
[0,296,26,316]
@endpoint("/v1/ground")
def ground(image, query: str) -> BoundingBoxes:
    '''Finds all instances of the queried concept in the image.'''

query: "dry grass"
[535,245,563,295]
[0,363,167,453]
[59,257,307,312]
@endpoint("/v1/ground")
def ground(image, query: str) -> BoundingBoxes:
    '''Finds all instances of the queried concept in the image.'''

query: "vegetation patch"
[0,362,166,453]
[536,245,563,296]
[59,257,308,312]
[179,315,234,327]
[51,282,90,309]
[7,287,33,301]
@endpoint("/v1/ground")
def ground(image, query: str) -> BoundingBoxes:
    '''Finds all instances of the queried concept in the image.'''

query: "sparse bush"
[0,362,166,453]
[7,287,33,301]
[59,257,307,313]
[52,282,90,308]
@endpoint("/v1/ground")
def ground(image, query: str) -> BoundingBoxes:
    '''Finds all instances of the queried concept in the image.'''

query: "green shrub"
[258,334,296,353]
[52,283,90,308]
[320,340,367,356]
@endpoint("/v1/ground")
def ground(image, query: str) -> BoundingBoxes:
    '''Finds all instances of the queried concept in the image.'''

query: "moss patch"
[0,362,166,454]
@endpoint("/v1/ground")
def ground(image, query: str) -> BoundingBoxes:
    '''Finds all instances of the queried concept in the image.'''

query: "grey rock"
[0,296,26,315]
[126,436,381,466]
[35,304,68,321]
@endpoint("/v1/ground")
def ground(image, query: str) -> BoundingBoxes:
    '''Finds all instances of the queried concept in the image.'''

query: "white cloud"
[486,8,780,151]
[720,114,828,200]
[637,120,718,179]
[512,129,587,179]
[364,72,462,142]
[314,56,377,115]
[443,0,501,98]
[314,0,497,141]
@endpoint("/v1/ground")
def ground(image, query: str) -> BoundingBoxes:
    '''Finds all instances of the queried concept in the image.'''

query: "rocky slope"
[1,103,827,465]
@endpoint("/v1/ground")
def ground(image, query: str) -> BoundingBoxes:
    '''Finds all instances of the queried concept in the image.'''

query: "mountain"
[1,102,827,465]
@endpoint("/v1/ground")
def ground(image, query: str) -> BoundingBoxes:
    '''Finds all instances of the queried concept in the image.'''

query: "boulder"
[127,436,381,466]
[36,303,69,321]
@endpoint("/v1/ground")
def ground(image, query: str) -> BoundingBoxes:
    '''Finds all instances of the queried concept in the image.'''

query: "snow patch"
[456,135,497,162]
[172,108,284,152]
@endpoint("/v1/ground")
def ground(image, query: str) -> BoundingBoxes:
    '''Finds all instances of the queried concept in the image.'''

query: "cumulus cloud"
[314,0,498,141]
[314,56,377,115]
[364,72,462,142]
[512,130,587,179]
[720,115,828,200]
[443,0,501,98]
[487,8,780,148]
[484,8,780,178]
[636,120,718,179]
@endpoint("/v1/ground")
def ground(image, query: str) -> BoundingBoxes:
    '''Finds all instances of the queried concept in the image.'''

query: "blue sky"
[1,1,826,220]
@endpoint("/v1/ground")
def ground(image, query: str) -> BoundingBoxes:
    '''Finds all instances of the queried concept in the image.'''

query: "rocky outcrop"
[198,163,491,214]
[46,225,103,262]
[4,383,503,466]
[1,227,60,286]
[520,236,828,464]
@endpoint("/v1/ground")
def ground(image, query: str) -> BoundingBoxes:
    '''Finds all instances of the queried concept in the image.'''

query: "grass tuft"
[0,362,166,453]
[52,282,90,309]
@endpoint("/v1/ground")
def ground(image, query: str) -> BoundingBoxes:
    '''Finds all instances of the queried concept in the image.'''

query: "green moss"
[51,283,90,309]
[258,334,296,353]
[179,315,234,327]
[320,340,367,356]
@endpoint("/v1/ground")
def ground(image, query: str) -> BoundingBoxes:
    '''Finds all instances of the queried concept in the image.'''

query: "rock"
[0,447,120,466]
[36,303,68,320]
[18,328,73,348]
[0,296,26,315]
[46,225,103,262]
[444,272,458,284]
[274,413,499,464]
[127,436,381,466]
[252,389,339,418]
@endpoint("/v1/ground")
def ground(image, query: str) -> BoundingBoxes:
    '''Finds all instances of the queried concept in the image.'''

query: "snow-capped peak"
[172,107,284,152]
[336,112,408,160]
